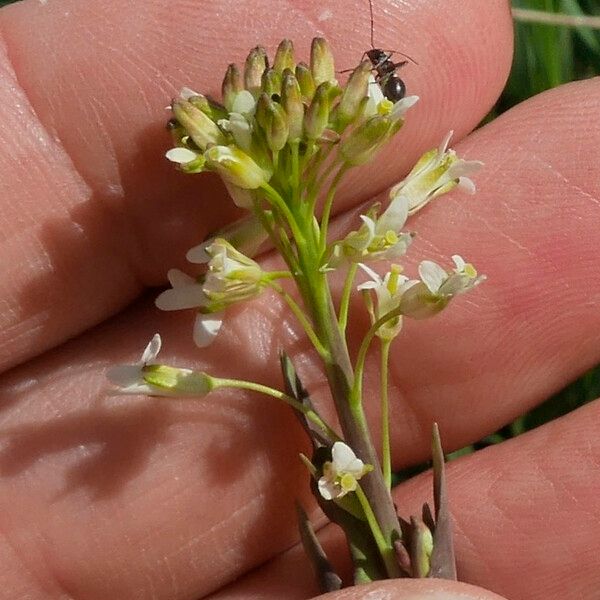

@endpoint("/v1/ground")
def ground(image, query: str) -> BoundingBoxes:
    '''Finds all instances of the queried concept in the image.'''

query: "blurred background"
[0,0,598,462]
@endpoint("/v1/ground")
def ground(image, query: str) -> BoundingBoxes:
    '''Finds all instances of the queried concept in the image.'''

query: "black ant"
[362,0,417,102]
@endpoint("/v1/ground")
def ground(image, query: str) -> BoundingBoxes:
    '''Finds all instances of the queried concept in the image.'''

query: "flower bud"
[205,145,269,189]
[336,60,371,129]
[295,62,316,102]
[255,92,272,130]
[304,82,330,140]
[339,114,392,165]
[222,63,243,111]
[143,365,215,396]
[172,99,225,150]
[264,101,289,152]
[273,38,295,73]
[310,37,335,86]
[409,517,434,578]
[261,68,282,99]
[281,71,304,141]
[244,46,269,94]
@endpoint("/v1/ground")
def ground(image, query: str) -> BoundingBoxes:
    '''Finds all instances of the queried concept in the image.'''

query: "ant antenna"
[368,0,375,49]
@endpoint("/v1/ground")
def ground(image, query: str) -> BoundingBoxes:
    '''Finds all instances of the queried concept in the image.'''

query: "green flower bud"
[295,62,316,103]
[304,82,330,140]
[273,39,295,73]
[205,145,269,189]
[144,365,215,396]
[185,92,228,122]
[281,71,304,141]
[255,92,272,130]
[410,517,434,578]
[310,37,335,86]
[336,60,371,129]
[172,99,225,150]
[222,63,243,111]
[265,101,289,152]
[261,68,282,99]
[244,46,269,94]
[339,114,392,165]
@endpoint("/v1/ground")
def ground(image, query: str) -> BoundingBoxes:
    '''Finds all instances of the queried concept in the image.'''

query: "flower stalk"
[109,36,485,589]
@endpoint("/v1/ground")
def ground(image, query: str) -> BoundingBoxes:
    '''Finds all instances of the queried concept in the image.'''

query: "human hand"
[0,0,597,598]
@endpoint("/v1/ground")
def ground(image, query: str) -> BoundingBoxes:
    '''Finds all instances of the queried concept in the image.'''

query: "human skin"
[0,0,599,598]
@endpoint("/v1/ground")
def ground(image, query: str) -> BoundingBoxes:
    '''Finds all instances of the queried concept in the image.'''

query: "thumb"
[316,579,508,599]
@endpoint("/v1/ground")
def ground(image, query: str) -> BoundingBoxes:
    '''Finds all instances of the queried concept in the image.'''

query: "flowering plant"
[108,38,483,589]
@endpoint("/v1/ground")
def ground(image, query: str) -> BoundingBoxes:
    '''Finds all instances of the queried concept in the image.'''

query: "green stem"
[355,485,402,578]
[338,263,358,335]
[260,182,306,247]
[351,305,403,409]
[213,377,339,441]
[267,281,330,359]
[318,166,348,255]
[380,340,392,489]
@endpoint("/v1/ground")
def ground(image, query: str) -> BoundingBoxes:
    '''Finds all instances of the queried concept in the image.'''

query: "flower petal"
[419,260,447,294]
[331,441,361,472]
[155,285,207,311]
[140,333,162,364]
[165,147,198,164]
[317,477,336,500]
[193,312,223,347]
[186,243,211,264]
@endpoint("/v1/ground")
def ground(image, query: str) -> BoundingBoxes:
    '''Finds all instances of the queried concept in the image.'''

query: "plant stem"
[355,485,402,578]
[213,377,339,441]
[318,166,348,255]
[338,263,358,335]
[351,306,403,409]
[380,340,392,489]
[267,281,330,359]
[306,272,401,559]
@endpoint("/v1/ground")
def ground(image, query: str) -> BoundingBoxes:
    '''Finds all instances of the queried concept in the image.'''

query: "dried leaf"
[429,423,457,580]
[296,503,342,593]
[279,351,332,447]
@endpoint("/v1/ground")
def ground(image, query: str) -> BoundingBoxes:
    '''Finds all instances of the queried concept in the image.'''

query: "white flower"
[357,263,415,340]
[389,131,483,215]
[363,74,419,122]
[317,442,372,500]
[156,239,268,347]
[155,269,223,348]
[400,254,485,319]
[331,195,413,266]
[106,334,213,396]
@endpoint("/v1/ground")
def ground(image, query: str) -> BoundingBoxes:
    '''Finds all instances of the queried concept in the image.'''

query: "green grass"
[471,0,600,454]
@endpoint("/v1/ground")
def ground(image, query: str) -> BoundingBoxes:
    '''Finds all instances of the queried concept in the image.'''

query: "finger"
[3,76,600,599]
[216,400,600,600]
[313,580,508,600]
[0,0,513,370]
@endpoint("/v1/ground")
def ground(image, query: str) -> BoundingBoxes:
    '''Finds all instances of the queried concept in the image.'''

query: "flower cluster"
[107,36,487,588]
[165,38,418,205]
